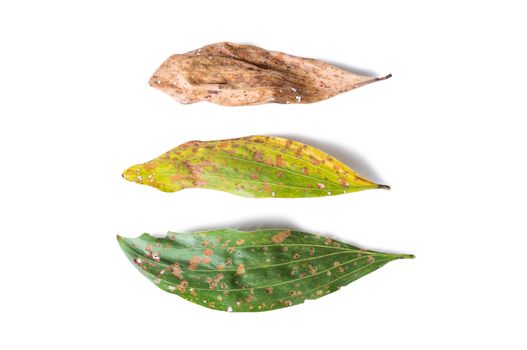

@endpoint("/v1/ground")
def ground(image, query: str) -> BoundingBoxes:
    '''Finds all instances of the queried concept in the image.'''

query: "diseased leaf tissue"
[118,229,413,312]
[150,42,391,106]
[122,135,389,198]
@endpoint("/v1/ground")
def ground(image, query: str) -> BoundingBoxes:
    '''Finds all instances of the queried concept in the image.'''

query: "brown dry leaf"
[149,42,391,106]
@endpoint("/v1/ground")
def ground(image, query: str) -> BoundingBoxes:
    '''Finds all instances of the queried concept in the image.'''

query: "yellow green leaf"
[122,136,388,198]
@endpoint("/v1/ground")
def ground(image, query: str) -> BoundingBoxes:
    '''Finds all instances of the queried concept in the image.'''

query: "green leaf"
[117,229,413,312]
[122,135,389,198]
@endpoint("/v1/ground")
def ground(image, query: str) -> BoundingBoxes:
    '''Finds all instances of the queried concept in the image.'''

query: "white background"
[1,1,526,349]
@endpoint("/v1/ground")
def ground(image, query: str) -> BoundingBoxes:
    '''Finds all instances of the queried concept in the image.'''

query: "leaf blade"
[122,135,388,198]
[117,229,413,312]
[149,42,390,106]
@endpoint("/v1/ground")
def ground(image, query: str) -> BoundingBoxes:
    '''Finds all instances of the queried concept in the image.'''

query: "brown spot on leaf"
[188,256,201,270]
[145,244,153,255]
[204,249,213,256]
[209,273,224,290]
[253,150,263,162]
[295,148,302,158]
[143,161,156,171]
[236,264,245,275]
[271,229,291,244]
[183,160,218,187]
[276,154,283,167]
[309,154,320,165]
[171,173,187,182]
[171,262,183,279]
[151,251,160,262]
[176,280,188,294]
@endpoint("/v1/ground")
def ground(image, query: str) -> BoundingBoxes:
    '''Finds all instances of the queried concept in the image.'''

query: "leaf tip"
[398,254,415,260]
[116,235,133,248]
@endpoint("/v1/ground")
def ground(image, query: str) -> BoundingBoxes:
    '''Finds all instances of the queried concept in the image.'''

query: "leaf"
[149,42,391,106]
[122,135,389,198]
[117,229,413,312]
